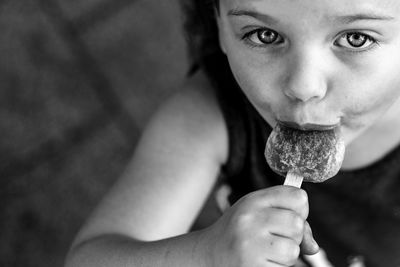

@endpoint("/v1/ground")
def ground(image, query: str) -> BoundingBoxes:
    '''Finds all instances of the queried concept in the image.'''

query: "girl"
[66,0,400,266]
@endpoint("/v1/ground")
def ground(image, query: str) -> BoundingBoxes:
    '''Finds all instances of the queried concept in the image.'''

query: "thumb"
[300,221,319,255]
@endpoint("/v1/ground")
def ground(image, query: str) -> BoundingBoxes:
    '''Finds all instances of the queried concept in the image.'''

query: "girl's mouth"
[277,120,341,131]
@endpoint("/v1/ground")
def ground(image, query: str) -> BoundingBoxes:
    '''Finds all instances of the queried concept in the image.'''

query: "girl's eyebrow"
[227,8,278,24]
[227,8,395,24]
[333,13,395,24]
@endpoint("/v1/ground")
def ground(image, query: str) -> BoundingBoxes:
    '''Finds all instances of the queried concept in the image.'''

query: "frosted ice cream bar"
[265,123,345,187]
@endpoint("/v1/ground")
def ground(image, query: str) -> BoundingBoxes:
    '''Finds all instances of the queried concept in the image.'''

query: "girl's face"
[217,0,400,146]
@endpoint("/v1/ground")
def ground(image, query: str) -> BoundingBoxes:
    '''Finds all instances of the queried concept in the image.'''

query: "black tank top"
[202,53,400,267]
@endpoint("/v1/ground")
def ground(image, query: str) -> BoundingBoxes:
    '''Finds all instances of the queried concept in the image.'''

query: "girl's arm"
[65,72,229,267]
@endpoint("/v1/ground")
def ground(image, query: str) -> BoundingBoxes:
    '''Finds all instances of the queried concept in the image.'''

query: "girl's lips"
[278,120,340,131]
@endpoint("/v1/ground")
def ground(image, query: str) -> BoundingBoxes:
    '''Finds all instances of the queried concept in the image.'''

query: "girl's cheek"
[229,53,281,95]
[233,66,278,108]
[339,78,400,140]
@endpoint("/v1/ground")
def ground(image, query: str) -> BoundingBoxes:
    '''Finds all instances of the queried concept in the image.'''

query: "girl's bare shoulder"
[158,70,228,163]
[72,70,228,245]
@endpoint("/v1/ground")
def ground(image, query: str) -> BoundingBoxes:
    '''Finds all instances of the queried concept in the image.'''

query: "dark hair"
[180,0,240,103]
[181,0,223,71]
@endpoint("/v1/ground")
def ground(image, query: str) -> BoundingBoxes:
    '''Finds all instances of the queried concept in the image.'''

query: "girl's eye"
[335,32,376,50]
[243,28,284,46]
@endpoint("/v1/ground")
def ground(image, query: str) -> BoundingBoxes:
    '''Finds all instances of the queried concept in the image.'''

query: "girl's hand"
[205,186,319,267]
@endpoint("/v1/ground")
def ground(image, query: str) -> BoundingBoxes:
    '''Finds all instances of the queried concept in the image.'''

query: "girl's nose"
[283,50,328,103]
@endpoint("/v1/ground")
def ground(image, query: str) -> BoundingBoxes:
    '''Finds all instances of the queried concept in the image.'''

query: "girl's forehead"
[220,0,400,16]
[219,0,400,30]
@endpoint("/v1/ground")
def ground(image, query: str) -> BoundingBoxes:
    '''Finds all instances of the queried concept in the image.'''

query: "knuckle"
[291,214,305,233]
[295,189,308,204]
[293,189,309,218]
[280,241,300,265]
[270,238,300,266]
[234,212,254,231]
[287,246,301,265]
[229,214,257,246]
[233,198,258,221]
[270,185,289,197]
[290,242,301,259]
[239,191,260,207]
[232,235,250,253]
[261,186,284,201]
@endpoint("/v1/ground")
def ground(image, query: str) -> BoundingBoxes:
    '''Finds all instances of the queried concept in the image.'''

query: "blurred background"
[0,0,188,266]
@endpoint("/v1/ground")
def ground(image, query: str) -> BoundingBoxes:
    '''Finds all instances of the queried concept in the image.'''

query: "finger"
[265,235,300,266]
[300,221,319,255]
[248,186,310,219]
[264,209,305,245]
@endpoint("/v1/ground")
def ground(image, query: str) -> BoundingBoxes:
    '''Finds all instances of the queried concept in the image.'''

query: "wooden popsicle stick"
[284,170,303,188]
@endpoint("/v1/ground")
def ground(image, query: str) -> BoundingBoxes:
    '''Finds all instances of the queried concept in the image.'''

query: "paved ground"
[0,0,188,266]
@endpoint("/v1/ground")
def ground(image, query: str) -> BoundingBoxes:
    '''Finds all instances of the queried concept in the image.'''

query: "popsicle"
[265,123,345,188]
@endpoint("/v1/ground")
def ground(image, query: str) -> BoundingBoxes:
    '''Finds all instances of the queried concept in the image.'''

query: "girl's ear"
[216,16,227,54]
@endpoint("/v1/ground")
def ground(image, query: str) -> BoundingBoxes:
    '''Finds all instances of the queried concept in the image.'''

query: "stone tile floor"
[0,0,188,266]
